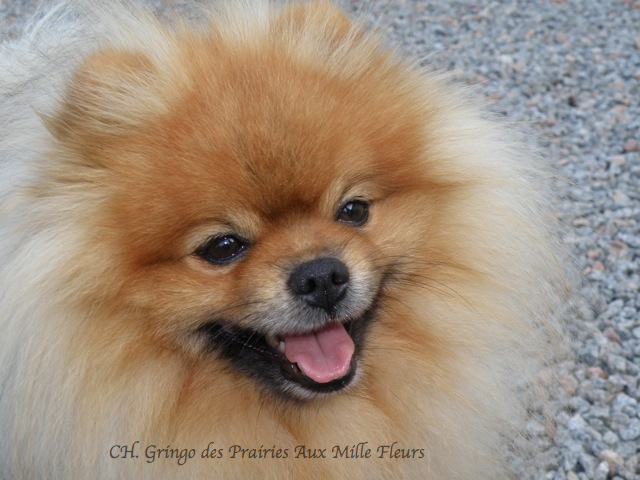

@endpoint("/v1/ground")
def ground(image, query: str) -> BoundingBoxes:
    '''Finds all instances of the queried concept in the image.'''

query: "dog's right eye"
[336,199,369,226]
[196,235,248,264]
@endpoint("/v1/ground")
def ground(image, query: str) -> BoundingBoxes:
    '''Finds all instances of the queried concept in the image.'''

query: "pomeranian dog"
[0,1,569,478]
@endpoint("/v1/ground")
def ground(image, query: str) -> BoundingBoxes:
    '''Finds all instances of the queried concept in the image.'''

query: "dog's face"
[51,5,454,401]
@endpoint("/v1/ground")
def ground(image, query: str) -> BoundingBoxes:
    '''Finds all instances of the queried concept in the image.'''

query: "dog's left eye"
[336,200,369,226]
[196,235,248,264]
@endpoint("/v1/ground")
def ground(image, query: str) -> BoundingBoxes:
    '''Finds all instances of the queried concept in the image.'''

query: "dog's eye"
[197,235,248,264]
[336,200,369,226]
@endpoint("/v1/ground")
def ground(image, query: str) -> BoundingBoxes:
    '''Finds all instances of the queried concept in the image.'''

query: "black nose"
[288,257,349,312]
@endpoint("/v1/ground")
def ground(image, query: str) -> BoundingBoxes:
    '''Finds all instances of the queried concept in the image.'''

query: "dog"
[0,1,569,478]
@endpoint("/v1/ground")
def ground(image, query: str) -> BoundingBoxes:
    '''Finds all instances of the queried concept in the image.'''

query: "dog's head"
[49,2,458,400]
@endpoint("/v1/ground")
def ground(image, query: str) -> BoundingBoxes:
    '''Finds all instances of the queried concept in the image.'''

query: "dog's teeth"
[265,333,279,349]
[295,362,307,377]
[265,334,286,352]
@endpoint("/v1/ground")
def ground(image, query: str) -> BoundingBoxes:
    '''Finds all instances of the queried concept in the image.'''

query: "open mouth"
[197,311,372,398]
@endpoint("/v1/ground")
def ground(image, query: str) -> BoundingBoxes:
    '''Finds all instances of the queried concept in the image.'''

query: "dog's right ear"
[275,0,354,45]
[48,48,164,142]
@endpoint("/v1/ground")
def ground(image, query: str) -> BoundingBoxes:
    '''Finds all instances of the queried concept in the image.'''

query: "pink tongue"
[283,323,355,384]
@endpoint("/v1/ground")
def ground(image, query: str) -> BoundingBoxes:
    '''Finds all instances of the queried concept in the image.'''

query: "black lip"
[197,309,373,399]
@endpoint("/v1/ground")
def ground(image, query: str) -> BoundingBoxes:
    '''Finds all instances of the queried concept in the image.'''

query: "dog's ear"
[48,48,164,142]
[275,0,354,45]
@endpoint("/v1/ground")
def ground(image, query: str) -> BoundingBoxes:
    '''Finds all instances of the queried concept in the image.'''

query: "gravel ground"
[2,1,639,479]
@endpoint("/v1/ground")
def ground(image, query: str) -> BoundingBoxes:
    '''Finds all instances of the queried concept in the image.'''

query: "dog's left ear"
[47,48,165,144]
[275,0,354,45]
